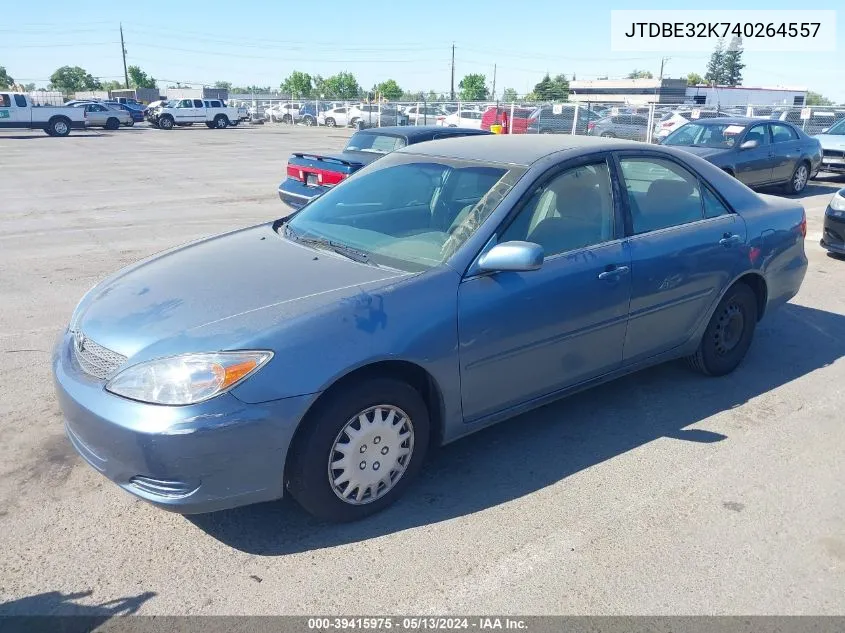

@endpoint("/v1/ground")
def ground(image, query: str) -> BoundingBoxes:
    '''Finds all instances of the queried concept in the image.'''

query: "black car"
[278,126,490,209]
[662,117,823,194]
[526,105,604,135]
[821,187,845,257]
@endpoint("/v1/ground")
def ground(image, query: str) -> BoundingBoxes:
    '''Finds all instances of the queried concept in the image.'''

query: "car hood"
[667,145,732,159]
[814,134,845,150]
[75,223,408,360]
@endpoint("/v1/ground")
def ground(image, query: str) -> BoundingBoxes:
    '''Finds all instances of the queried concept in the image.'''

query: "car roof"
[396,134,645,166]
[684,116,756,126]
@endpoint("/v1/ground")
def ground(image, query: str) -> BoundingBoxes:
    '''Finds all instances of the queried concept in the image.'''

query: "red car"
[480,106,536,134]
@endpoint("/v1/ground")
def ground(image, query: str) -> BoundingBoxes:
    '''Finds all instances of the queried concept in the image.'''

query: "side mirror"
[477,241,544,273]
[821,127,830,134]
[739,139,759,150]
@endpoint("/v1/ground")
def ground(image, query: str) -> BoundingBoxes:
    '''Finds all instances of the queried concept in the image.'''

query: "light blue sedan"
[53,136,808,522]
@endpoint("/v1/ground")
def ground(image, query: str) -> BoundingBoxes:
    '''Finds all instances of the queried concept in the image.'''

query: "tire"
[213,115,229,129]
[282,114,292,124]
[105,117,120,131]
[784,161,809,194]
[158,115,174,130]
[600,131,616,138]
[124,119,135,127]
[287,378,430,522]
[325,117,336,127]
[686,282,758,377]
[46,117,70,137]
[205,122,215,129]
[349,117,359,129]
[304,115,315,126]
[229,119,239,126]
[355,119,365,130]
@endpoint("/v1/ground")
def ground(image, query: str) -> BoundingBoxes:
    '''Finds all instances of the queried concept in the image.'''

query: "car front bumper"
[52,331,317,514]
[821,206,845,254]
[820,154,845,174]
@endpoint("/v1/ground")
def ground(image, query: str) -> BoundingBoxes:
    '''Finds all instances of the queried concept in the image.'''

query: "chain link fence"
[230,93,845,142]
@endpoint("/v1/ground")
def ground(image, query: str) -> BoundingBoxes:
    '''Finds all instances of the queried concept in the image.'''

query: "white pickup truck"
[148,98,248,130]
[0,92,86,136]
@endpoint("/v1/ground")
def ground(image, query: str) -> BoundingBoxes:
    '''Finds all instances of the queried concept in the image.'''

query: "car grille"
[70,330,126,380]
[823,150,845,159]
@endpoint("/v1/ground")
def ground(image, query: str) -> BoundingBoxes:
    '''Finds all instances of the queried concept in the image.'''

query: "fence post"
[646,102,655,144]
[416,101,421,126]
[571,102,579,135]
[509,102,515,134]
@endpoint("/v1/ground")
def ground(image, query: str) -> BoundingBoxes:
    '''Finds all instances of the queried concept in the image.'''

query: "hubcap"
[328,405,414,505]
[794,166,808,191]
[713,302,744,356]
[55,121,68,134]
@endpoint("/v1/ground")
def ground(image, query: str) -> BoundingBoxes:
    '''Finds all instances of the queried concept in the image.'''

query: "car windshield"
[280,153,524,272]
[663,122,747,148]
[345,132,407,154]
[822,119,845,135]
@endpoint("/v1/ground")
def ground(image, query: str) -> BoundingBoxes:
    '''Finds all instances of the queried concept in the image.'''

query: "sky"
[2,0,843,102]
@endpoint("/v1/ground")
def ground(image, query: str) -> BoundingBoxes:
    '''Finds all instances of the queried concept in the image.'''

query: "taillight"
[286,165,301,180]
[321,171,347,186]
[799,211,807,238]
[587,121,595,130]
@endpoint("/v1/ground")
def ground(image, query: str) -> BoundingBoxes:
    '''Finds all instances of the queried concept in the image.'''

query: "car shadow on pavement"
[189,302,845,555]
[0,589,156,632]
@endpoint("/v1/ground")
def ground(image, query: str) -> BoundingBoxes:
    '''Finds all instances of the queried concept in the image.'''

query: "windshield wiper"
[283,224,372,264]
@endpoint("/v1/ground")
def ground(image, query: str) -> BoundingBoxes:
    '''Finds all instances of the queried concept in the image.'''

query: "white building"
[685,85,806,107]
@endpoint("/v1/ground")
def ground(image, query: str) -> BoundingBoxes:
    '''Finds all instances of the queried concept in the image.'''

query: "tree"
[281,71,312,98]
[0,66,13,89]
[127,65,156,89]
[214,81,232,91]
[705,38,726,84]
[101,80,124,91]
[23,82,36,91]
[49,66,102,92]
[322,72,361,99]
[806,91,833,106]
[686,72,704,85]
[458,73,489,101]
[502,87,518,102]
[722,36,744,86]
[531,73,569,101]
[376,79,402,101]
[627,69,653,79]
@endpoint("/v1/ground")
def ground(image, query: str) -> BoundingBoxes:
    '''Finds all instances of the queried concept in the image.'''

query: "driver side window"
[500,162,615,257]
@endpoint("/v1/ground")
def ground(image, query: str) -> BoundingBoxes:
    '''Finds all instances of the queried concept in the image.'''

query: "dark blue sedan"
[54,136,807,522]
[278,125,490,210]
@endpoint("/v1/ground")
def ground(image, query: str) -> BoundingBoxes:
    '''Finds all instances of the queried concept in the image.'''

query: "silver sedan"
[72,102,133,130]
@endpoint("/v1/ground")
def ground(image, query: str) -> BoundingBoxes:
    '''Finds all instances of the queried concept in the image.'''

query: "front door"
[734,123,773,186]
[615,153,749,362]
[458,157,632,422]
[175,99,195,123]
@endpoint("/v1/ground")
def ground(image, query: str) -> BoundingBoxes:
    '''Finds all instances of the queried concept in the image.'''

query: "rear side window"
[14,94,27,107]
[770,123,798,142]
[210,100,222,107]
[619,157,703,234]
[193,100,204,108]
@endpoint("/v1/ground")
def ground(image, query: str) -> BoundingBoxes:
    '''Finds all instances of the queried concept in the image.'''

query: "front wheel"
[105,117,120,131]
[784,161,809,194]
[686,283,758,376]
[325,117,336,127]
[124,120,135,127]
[158,115,174,130]
[286,378,430,522]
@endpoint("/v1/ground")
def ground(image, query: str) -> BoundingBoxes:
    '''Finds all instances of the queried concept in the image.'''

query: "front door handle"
[598,265,630,280]
[719,233,742,246]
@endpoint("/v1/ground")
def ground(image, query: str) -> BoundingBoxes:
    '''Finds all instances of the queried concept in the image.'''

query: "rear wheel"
[282,114,292,124]
[46,117,71,137]
[105,117,120,131]
[686,283,758,376]
[784,161,809,194]
[304,115,315,126]
[124,119,135,127]
[325,117,336,127]
[214,115,229,129]
[287,378,430,522]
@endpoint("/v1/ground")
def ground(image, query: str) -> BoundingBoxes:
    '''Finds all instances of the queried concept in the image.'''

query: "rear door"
[193,99,206,122]
[615,152,748,363]
[768,123,802,182]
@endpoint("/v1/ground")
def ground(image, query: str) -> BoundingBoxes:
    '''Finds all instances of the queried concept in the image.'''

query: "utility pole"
[120,23,129,89]
[491,64,497,100]
[450,43,455,101]
[658,56,670,80]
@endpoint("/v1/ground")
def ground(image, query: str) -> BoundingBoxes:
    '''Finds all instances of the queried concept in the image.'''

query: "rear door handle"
[719,233,742,246]
[598,265,630,280]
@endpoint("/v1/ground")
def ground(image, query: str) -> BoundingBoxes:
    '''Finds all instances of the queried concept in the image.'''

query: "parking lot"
[0,123,844,616]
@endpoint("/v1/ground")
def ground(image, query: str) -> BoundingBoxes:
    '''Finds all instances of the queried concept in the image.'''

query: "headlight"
[105,351,273,405]
[829,191,845,212]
